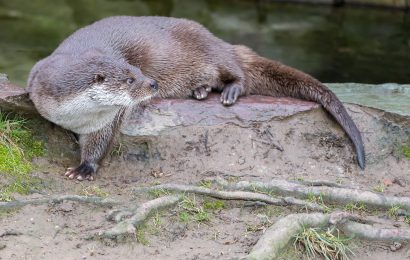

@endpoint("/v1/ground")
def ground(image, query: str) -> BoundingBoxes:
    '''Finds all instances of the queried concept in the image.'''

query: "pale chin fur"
[88,83,135,106]
[39,84,157,135]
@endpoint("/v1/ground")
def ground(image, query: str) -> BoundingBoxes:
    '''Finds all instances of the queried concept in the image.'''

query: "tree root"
[96,195,181,242]
[218,179,410,210]
[0,230,23,237]
[341,221,410,241]
[133,184,326,212]
[4,177,410,258]
[249,211,410,260]
[0,195,118,210]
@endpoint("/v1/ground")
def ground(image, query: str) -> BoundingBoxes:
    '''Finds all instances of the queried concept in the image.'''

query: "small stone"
[383,179,393,186]
[82,256,87,260]
[0,244,6,250]
[0,73,8,83]
[30,218,35,224]
[59,202,74,212]
[390,241,402,252]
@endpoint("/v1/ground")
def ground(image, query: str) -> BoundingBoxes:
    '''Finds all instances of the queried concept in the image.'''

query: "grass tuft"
[135,228,149,245]
[294,227,353,260]
[178,195,210,223]
[0,113,45,201]
[388,205,402,220]
[80,185,109,198]
[203,200,225,211]
[343,202,367,214]
[402,146,410,160]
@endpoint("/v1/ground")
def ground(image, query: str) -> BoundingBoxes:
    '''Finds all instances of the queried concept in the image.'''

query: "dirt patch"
[1,94,410,259]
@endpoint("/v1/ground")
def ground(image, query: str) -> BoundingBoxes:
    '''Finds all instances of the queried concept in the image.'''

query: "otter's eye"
[126,78,135,85]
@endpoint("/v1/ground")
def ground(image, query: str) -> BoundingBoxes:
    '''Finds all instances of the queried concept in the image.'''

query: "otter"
[27,16,365,180]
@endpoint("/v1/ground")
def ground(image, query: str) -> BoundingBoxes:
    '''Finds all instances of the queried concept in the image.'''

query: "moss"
[0,113,45,201]
[402,146,410,160]
[203,200,225,210]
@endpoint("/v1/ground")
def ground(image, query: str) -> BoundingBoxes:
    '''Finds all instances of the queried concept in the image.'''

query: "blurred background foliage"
[0,0,409,86]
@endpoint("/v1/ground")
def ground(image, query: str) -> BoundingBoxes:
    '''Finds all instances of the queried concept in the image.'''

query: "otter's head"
[75,55,158,107]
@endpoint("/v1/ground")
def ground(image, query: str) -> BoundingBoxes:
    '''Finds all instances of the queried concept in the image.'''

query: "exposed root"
[249,213,331,260]
[0,195,118,210]
[249,211,410,260]
[96,195,181,242]
[293,179,348,188]
[219,179,410,210]
[340,221,410,241]
[133,184,326,212]
[0,230,23,237]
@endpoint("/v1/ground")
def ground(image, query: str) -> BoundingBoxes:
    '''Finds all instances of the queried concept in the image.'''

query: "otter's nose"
[150,80,158,90]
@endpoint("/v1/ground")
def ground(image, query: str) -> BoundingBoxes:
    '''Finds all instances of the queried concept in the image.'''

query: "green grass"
[373,184,385,193]
[80,185,109,197]
[388,205,402,220]
[203,200,225,210]
[343,202,367,214]
[147,188,169,198]
[135,228,149,245]
[402,146,410,160]
[294,227,353,260]
[199,180,212,189]
[178,195,210,223]
[0,113,45,201]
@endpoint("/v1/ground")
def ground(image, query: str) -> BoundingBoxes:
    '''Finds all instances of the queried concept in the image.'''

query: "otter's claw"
[193,86,212,100]
[64,162,96,181]
[221,84,243,106]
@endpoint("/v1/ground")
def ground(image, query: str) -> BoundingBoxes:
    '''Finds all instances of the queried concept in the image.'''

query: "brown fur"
[27,16,365,180]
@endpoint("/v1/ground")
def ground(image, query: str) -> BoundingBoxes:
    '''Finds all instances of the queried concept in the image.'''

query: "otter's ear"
[93,74,105,83]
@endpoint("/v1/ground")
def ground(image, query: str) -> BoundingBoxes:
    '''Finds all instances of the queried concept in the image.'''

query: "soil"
[1,94,410,260]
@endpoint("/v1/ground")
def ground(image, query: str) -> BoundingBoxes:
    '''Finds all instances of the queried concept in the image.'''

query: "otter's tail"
[235,45,365,169]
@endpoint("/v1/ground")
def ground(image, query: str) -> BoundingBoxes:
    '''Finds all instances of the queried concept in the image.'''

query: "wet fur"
[27,16,365,180]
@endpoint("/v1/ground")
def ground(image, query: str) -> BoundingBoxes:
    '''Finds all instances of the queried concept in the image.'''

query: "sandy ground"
[1,100,410,259]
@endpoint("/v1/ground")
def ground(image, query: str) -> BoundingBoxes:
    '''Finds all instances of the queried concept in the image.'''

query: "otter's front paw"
[221,84,243,106]
[193,86,212,100]
[64,162,97,181]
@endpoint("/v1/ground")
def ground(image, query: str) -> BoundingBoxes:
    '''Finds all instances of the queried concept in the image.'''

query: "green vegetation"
[146,211,163,236]
[294,227,353,260]
[147,188,169,198]
[80,185,109,198]
[388,205,402,220]
[135,228,149,245]
[199,180,212,189]
[402,146,410,160]
[178,196,210,223]
[179,211,190,222]
[373,184,385,193]
[343,202,367,214]
[0,113,45,201]
[203,200,225,211]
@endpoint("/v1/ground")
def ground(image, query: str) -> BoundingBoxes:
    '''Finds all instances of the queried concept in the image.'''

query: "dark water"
[0,0,409,87]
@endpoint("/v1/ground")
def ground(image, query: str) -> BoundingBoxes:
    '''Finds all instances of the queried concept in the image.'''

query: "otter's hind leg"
[65,112,122,181]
